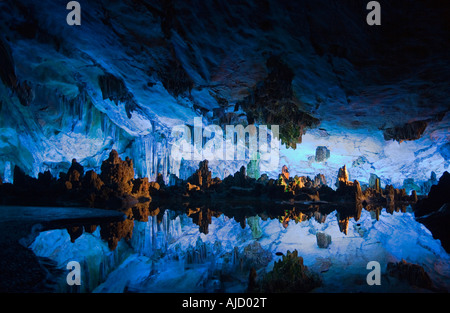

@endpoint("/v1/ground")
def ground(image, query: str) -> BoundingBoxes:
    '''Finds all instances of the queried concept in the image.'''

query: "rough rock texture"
[315,146,330,162]
[336,179,363,203]
[316,232,332,248]
[100,219,134,251]
[0,0,448,192]
[223,166,253,189]
[336,165,350,187]
[236,55,320,148]
[420,172,438,195]
[100,150,135,196]
[131,177,151,200]
[387,259,433,290]
[187,160,212,189]
[313,174,327,188]
[255,250,321,292]
[383,121,428,142]
[236,241,272,271]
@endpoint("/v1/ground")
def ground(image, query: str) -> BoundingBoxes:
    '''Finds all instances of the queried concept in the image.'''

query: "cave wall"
[0,0,448,188]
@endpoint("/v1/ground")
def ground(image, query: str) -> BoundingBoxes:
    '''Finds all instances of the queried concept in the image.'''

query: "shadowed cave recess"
[0,0,449,293]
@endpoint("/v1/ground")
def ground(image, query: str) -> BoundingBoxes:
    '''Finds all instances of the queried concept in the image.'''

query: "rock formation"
[281,165,289,180]
[131,177,151,200]
[235,55,320,148]
[315,146,330,162]
[336,165,349,187]
[65,159,84,191]
[415,171,450,217]
[415,172,450,252]
[420,171,438,194]
[313,174,327,188]
[100,150,135,196]
[387,259,433,290]
[254,250,321,292]
[234,241,272,272]
[369,173,381,191]
[383,120,428,142]
[0,152,431,252]
[316,232,332,248]
[187,160,212,189]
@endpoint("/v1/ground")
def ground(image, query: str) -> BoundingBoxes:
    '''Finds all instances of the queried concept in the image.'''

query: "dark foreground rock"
[387,259,433,290]
[416,203,450,253]
[414,171,450,253]
[251,250,321,292]
[414,171,450,217]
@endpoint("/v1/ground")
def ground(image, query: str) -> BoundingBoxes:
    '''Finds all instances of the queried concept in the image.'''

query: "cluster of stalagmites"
[1,150,447,251]
[248,250,321,293]
[169,162,419,208]
[0,153,420,209]
[1,150,154,209]
[0,150,161,250]
[159,161,420,237]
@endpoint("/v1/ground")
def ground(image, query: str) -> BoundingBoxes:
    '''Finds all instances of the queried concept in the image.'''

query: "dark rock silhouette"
[415,171,450,217]
[414,172,450,252]
[68,158,84,178]
[416,203,450,253]
[383,120,428,142]
[254,250,321,292]
[387,259,433,290]
[236,55,319,148]
[187,160,212,189]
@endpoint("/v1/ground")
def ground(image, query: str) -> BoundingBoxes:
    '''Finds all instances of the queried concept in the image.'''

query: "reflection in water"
[29,200,449,293]
[67,200,413,252]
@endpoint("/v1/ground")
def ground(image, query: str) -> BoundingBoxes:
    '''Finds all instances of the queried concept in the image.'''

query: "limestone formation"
[131,177,151,200]
[315,146,330,162]
[369,173,381,191]
[415,172,450,252]
[100,150,135,196]
[67,158,84,178]
[336,165,349,187]
[188,160,212,189]
[383,120,428,142]
[67,226,83,243]
[100,210,134,250]
[236,55,320,148]
[81,170,105,207]
[387,259,433,290]
[313,174,327,188]
[255,250,321,292]
[237,241,272,271]
[281,165,289,180]
[316,232,332,248]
